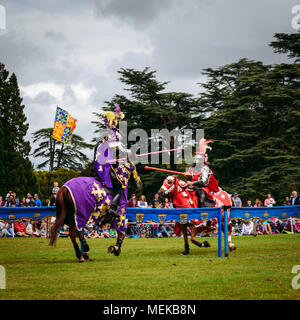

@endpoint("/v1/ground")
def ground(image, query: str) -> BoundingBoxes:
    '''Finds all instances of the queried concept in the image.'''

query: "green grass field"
[0,234,299,300]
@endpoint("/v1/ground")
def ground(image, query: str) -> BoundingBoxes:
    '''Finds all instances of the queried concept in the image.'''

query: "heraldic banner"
[52,106,77,144]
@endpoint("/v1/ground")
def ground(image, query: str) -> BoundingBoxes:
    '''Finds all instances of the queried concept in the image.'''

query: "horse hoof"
[181,251,190,255]
[83,252,89,260]
[229,242,236,251]
[107,246,116,254]
[203,241,211,247]
[114,249,121,256]
[78,257,85,263]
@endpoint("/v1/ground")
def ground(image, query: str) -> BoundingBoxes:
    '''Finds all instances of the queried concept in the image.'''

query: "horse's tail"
[49,186,69,246]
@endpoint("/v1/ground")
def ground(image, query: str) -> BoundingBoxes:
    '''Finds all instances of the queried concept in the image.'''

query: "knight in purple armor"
[92,105,130,220]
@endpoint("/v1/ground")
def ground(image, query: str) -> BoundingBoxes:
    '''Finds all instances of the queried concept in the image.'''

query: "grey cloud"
[24,91,58,105]
[92,0,174,27]
[45,31,66,42]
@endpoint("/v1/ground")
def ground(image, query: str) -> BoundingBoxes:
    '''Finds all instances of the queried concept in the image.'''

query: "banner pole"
[224,207,229,258]
[218,209,222,258]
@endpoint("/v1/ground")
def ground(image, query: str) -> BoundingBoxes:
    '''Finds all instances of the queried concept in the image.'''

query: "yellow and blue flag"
[52,106,77,144]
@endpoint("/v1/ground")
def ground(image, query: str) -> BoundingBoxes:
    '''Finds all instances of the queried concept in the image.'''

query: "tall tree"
[0,63,37,197]
[32,128,93,171]
[269,32,300,62]
[197,35,300,202]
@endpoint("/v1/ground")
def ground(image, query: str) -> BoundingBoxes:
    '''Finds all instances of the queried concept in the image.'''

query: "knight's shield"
[201,212,208,223]
[180,214,188,224]
[158,214,166,224]
[136,214,144,223]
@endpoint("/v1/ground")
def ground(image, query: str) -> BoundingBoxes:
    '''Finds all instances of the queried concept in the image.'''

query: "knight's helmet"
[103,104,125,129]
[192,138,213,169]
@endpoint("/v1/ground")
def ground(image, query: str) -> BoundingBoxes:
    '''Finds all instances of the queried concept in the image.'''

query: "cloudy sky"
[0,0,297,167]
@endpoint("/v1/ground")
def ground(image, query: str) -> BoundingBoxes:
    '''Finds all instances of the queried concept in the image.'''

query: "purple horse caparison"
[49,160,142,262]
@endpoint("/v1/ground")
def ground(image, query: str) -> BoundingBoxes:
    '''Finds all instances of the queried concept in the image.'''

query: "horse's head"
[158,175,177,198]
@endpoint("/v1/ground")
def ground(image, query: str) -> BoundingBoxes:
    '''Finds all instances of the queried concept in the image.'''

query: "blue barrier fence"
[0,206,299,223]
[0,205,299,258]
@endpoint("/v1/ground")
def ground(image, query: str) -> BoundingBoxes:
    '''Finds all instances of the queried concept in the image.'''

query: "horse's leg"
[191,225,210,248]
[69,225,84,262]
[107,231,125,256]
[76,229,90,260]
[180,224,190,255]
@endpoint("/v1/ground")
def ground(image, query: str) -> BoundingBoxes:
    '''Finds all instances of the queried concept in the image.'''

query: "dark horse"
[49,160,142,262]
[158,175,235,255]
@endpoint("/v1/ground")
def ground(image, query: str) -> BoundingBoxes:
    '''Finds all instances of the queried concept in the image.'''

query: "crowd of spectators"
[0,182,60,208]
[0,218,49,238]
[1,187,299,239]
[231,191,300,207]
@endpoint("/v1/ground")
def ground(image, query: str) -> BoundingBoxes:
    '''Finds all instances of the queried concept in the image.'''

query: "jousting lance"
[106,147,184,163]
[144,166,192,177]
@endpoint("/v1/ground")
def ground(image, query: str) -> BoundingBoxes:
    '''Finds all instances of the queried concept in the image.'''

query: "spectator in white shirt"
[137,195,148,208]
[241,220,254,235]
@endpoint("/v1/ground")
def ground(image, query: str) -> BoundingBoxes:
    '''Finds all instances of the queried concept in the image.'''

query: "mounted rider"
[186,138,220,205]
[93,105,129,219]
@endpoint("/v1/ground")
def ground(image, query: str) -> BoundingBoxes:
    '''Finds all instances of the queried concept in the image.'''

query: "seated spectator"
[245,200,253,207]
[126,221,139,237]
[264,193,276,207]
[256,219,264,235]
[274,219,288,233]
[0,196,5,207]
[137,195,148,208]
[19,197,27,207]
[262,220,272,234]
[282,196,291,206]
[290,191,300,206]
[39,222,47,237]
[127,193,138,208]
[144,220,158,238]
[32,221,40,237]
[5,189,13,201]
[87,225,101,238]
[241,220,254,235]
[158,224,172,237]
[26,220,40,237]
[254,199,263,207]
[232,192,242,207]
[12,192,19,206]
[27,196,36,207]
[14,220,27,237]
[0,220,14,237]
[109,228,117,238]
[34,193,42,207]
[25,193,32,205]
[151,193,162,208]
[163,198,171,208]
[26,220,34,236]
[5,195,14,207]
[100,224,111,238]
[46,199,51,206]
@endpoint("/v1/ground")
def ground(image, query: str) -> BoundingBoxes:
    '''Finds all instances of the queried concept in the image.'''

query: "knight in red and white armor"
[186,138,220,204]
